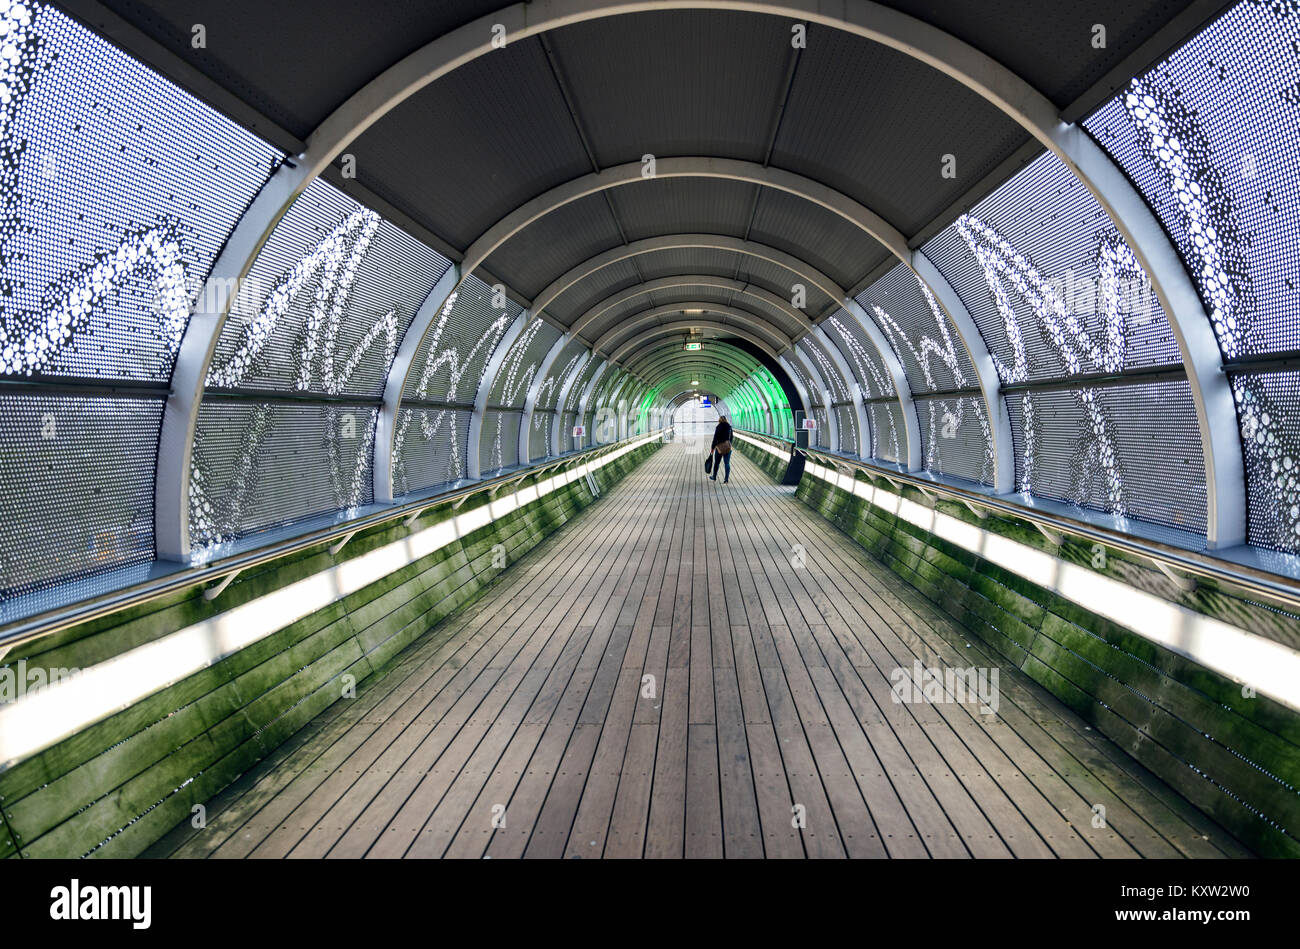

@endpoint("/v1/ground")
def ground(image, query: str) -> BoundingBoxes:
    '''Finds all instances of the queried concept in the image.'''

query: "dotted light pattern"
[192,178,450,547]
[866,269,994,483]
[827,313,894,397]
[0,1,278,382]
[392,281,518,496]
[784,354,823,407]
[1084,0,1300,551]
[798,337,849,402]
[951,213,1132,512]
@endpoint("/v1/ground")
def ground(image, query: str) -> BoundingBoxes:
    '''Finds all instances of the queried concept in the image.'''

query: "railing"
[735,428,1300,613]
[0,430,667,656]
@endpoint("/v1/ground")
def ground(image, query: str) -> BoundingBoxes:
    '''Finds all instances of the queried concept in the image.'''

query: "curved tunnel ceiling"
[12,0,1300,618]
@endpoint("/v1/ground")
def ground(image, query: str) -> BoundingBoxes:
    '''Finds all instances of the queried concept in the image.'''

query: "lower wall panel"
[735,436,1300,859]
[0,440,661,859]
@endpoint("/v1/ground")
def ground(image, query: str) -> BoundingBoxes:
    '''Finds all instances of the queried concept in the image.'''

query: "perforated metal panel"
[559,410,581,454]
[393,406,472,497]
[855,263,979,393]
[0,2,281,384]
[833,404,859,455]
[867,402,904,464]
[1233,371,1300,552]
[824,310,895,399]
[784,355,823,407]
[923,152,1178,385]
[1085,2,1299,361]
[536,340,586,411]
[403,274,519,405]
[480,409,522,474]
[812,406,830,449]
[916,395,995,485]
[1005,380,1206,536]
[529,410,555,460]
[190,401,378,547]
[207,178,451,398]
[0,394,161,605]
[488,318,562,408]
[797,338,850,402]
[565,356,604,414]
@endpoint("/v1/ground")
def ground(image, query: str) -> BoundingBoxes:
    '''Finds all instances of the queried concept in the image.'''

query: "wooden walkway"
[147,440,1246,859]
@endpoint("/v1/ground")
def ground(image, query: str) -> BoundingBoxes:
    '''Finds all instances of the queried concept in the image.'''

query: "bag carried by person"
[715,439,732,455]
[704,453,714,474]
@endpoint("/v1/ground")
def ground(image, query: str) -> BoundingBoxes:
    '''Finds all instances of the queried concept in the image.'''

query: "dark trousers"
[710,450,731,481]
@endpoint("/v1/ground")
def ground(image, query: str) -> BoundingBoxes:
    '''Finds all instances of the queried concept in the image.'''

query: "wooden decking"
[147,439,1245,858]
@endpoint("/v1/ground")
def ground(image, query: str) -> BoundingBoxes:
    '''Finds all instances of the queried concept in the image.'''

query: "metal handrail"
[0,430,666,654]
[736,429,1300,613]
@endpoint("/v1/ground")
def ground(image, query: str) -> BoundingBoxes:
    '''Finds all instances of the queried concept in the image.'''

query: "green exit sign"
[684,341,702,351]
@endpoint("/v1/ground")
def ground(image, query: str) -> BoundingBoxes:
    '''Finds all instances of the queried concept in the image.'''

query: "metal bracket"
[1150,557,1198,593]
[961,498,989,520]
[1034,522,1064,546]
[203,568,243,601]
[328,531,356,556]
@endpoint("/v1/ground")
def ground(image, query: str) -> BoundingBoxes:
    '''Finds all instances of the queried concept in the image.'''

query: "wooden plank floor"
[148,439,1247,859]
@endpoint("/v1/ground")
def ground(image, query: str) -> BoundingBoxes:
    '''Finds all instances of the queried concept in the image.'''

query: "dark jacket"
[710,420,733,450]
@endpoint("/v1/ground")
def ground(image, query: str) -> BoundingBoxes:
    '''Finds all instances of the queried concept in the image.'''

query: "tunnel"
[0,0,1297,899]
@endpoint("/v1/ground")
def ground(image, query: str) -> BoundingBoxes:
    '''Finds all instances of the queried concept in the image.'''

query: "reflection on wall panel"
[480,409,522,474]
[867,402,904,464]
[854,263,978,393]
[916,395,995,486]
[1085,1,1300,553]
[0,2,280,383]
[206,178,451,398]
[394,407,472,497]
[1005,380,1207,538]
[923,152,1178,384]
[487,318,561,408]
[0,394,162,607]
[824,310,895,399]
[190,402,378,548]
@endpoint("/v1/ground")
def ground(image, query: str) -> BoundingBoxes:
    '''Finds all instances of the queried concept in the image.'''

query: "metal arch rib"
[467,311,528,480]
[812,324,870,458]
[374,262,460,503]
[157,0,1239,556]
[911,250,1015,493]
[593,303,794,356]
[518,333,569,466]
[786,341,839,454]
[531,233,847,320]
[465,159,962,474]
[777,354,813,417]
[548,348,591,457]
[571,274,809,342]
[572,358,608,451]
[609,322,781,366]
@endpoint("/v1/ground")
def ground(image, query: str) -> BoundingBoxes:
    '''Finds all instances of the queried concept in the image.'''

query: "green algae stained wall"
[0,440,661,859]
[735,437,1300,859]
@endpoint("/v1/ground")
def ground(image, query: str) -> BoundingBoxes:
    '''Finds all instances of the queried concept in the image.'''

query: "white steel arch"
[571,274,810,342]
[155,0,1239,559]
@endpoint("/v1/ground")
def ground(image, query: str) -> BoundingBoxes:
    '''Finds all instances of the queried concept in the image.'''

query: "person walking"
[709,415,733,483]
